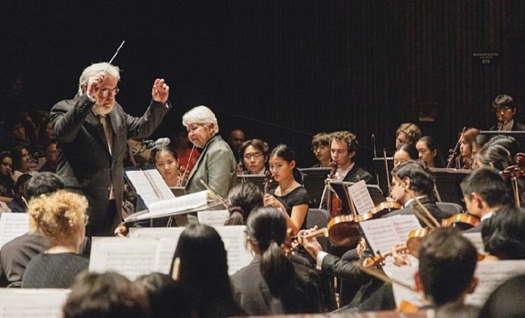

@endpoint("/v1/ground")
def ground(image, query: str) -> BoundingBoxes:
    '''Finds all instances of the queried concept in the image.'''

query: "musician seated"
[231,207,321,315]
[482,205,525,260]
[459,128,481,169]
[330,131,372,183]
[386,161,451,223]
[416,136,442,168]
[461,167,512,233]
[22,190,89,288]
[395,122,422,150]
[63,272,149,318]
[393,144,418,167]
[479,274,525,317]
[489,94,525,131]
[151,145,181,188]
[311,132,332,168]
[224,182,263,225]
[238,139,269,175]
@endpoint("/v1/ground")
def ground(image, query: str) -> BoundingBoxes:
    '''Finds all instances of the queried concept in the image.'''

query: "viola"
[292,214,361,248]
[358,201,401,222]
[327,162,344,217]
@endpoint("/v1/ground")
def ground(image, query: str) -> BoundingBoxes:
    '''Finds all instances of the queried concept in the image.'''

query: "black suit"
[342,164,373,184]
[50,95,169,236]
[489,120,525,131]
[386,196,451,226]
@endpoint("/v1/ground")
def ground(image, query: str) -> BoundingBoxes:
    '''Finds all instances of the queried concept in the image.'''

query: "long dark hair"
[245,207,316,313]
[270,144,303,183]
[171,224,242,318]
[224,182,263,225]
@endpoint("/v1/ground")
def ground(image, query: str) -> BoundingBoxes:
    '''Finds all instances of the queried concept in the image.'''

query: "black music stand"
[329,181,386,214]
[479,130,525,151]
[236,174,268,193]
[299,167,331,207]
[372,156,394,195]
[429,167,471,206]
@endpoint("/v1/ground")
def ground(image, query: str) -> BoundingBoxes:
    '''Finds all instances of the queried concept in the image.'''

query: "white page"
[382,264,422,308]
[0,289,69,318]
[390,215,422,241]
[462,232,485,254]
[129,226,252,275]
[347,180,375,215]
[125,169,174,207]
[89,237,176,280]
[466,260,525,307]
[360,218,399,254]
[214,226,253,275]
[0,213,29,249]
[198,210,229,227]
[156,238,178,274]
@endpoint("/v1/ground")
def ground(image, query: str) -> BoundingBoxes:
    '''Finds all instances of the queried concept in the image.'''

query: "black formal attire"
[50,95,169,236]
[22,252,88,288]
[0,232,49,287]
[271,186,310,230]
[386,196,451,225]
[342,164,373,184]
[231,257,321,315]
[489,120,525,131]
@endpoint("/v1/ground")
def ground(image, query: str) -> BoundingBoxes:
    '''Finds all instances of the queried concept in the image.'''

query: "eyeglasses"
[244,152,263,160]
[100,88,120,97]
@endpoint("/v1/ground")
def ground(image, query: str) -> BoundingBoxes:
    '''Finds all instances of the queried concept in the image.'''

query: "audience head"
[482,206,525,260]
[417,227,478,307]
[151,145,179,184]
[63,271,149,318]
[13,173,31,201]
[228,129,246,154]
[28,190,87,249]
[416,136,439,167]
[11,145,31,172]
[0,151,13,177]
[396,123,422,149]
[460,168,511,217]
[391,160,435,204]
[311,132,331,166]
[394,143,418,167]
[44,140,58,165]
[269,144,302,183]
[330,131,358,168]
[479,274,525,318]
[25,172,65,200]
[135,273,192,318]
[239,139,269,174]
[224,182,263,225]
[492,94,517,124]
[182,106,219,148]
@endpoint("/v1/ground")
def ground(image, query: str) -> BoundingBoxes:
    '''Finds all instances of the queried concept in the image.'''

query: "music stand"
[236,174,268,193]
[429,167,471,206]
[329,181,386,215]
[479,130,525,151]
[372,156,394,195]
[299,167,331,207]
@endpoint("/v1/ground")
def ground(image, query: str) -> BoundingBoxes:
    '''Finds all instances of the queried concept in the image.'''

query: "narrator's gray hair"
[182,105,219,134]
[77,62,121,95]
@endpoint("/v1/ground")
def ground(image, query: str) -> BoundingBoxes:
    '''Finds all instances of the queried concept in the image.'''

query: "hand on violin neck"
[297,227,323,259]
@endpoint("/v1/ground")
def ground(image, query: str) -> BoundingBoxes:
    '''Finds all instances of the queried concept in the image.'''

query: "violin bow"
[383,148,392,192]
[178,145,197,187]
[199,179,230,209]
[446,127,466,168]
[353,261,417,292]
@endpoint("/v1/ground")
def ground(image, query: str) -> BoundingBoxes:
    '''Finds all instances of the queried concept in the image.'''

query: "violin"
[327,162,343,217]
[292,214,361,247]
[441,213,480,230]
[500,152,525,207]
[358,201,401,222]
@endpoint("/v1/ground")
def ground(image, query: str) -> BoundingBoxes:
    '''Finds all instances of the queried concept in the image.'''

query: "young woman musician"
[416,136,442,168]
[263,144,309,235]
[151,145,181,188]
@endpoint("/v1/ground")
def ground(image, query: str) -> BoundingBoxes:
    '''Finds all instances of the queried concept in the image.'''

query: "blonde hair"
[396,123,422,145]
[330,131,358,152]
[28,190,88,244]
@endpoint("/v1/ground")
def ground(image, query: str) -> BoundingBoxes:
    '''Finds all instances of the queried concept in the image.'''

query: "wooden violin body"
[442,213,480,230]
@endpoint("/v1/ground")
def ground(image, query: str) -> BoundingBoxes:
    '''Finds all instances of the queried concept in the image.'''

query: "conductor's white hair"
[182,105,219,134]
[77,62,121,95]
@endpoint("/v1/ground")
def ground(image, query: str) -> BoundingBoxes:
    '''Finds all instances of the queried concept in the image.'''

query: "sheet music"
[0,289,69,318]
[347,180,375,215]
[466,260,525,307]
[126,191,209,222]
[128,226,252,275]
[197,210,229,227]
[89,237,177,280]
[125,169,175,207]
[383,264,422,307]
[360,215,421,255]
[462,232,485,254]
[0,213,29,249]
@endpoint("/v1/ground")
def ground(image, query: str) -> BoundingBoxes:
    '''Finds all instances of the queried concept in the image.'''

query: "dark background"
[3,1,525,167]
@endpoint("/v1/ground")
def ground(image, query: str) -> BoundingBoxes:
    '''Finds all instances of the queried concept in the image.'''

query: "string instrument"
[446,127,466,168]
[327,162,343,217]
[441,213,480,230]
[501,152,525,207]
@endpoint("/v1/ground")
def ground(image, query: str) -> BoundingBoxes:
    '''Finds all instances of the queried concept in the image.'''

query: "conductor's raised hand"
[152,78,170,104]
[86,72,106,100]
